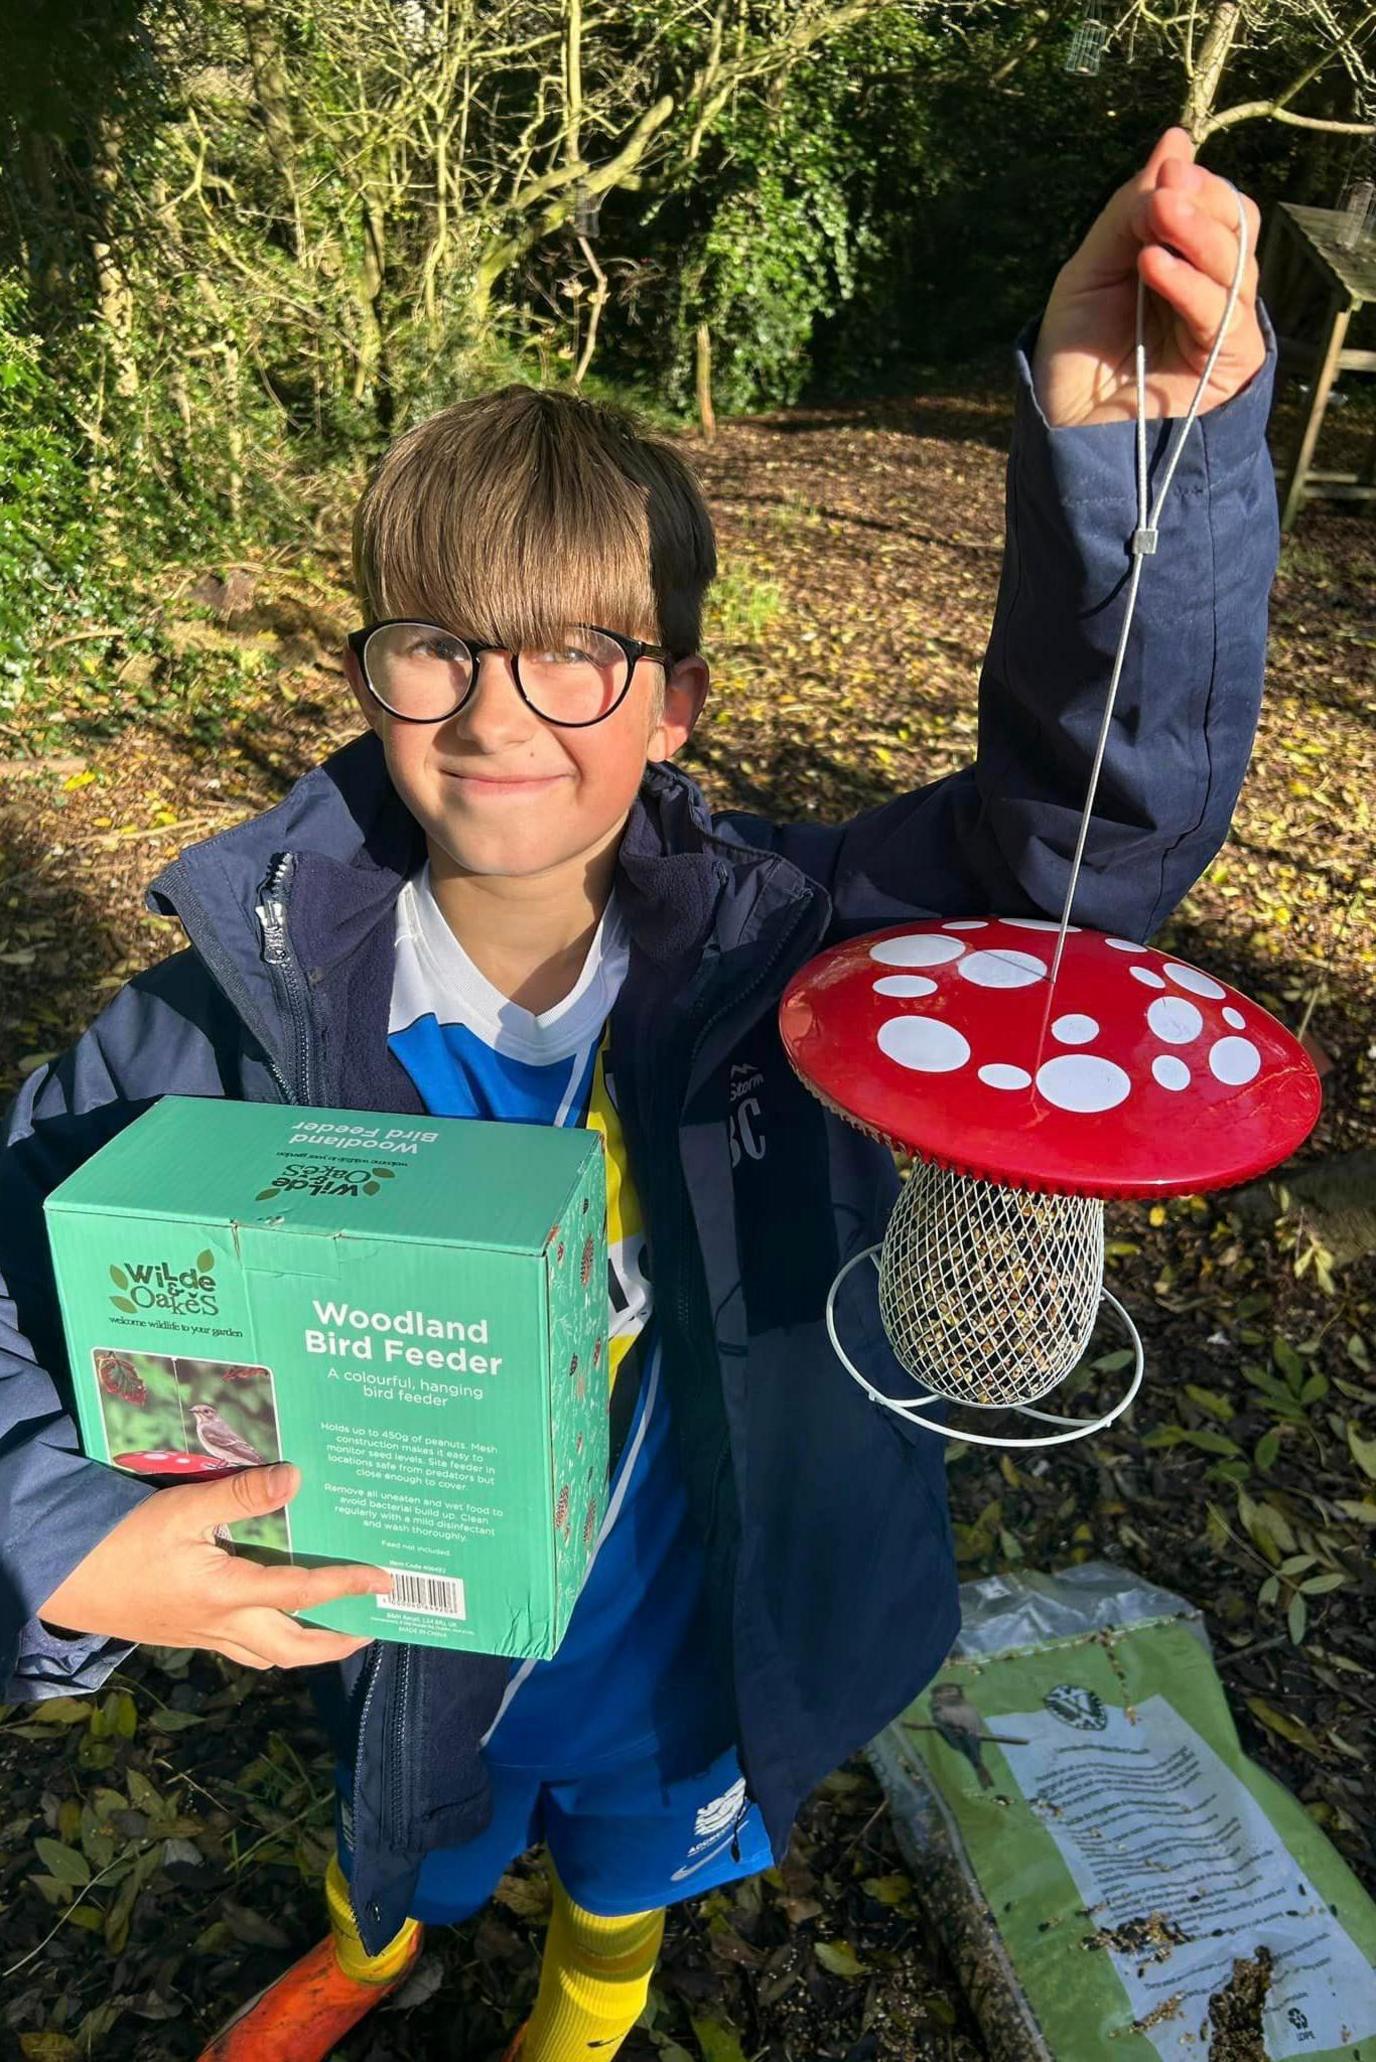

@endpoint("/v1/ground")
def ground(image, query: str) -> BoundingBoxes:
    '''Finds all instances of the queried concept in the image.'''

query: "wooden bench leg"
[1279,290,1352,532]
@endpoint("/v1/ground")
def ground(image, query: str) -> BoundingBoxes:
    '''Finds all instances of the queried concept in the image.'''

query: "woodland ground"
[0,365,1373,2061]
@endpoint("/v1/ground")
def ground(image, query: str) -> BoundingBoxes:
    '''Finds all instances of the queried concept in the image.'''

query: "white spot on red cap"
[1052,1014,1099,1045]
[1152,1055,1191,1092]
[1148,996,1203,1045]
[1223,1005,1246,1030]
[1164,962,1226,1000]
[979,1063,1032,1090]
[873,974,937,998]
[942,920,987,931]
[870,935,964,968]
[1209,1036,1261,1086]
[1005,918,1079,932]
[1105,938,1145,952]
[1036,1055,1131,1113]
[878,1017,971,1073]
[957,948,1047,990]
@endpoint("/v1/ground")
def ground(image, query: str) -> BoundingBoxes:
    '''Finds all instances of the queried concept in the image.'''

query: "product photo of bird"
[189,1401,268,1468]
[905,1683,1031,1790]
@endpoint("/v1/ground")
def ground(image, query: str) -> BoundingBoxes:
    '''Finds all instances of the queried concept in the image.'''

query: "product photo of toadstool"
[110,1449,244,1480]
[778,185,1323,1450]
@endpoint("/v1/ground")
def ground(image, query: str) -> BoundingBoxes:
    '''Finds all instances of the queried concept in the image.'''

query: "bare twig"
[2,1849,146,1979]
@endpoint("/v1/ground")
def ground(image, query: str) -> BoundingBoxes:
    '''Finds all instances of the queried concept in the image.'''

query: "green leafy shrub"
[662,87,867,416]
[0,279,113,709]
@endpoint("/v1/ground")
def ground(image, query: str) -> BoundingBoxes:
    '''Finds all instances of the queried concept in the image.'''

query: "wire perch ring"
[826,1242,1144,1451]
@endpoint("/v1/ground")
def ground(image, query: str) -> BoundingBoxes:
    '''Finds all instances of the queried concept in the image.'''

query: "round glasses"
[348,619,675,728]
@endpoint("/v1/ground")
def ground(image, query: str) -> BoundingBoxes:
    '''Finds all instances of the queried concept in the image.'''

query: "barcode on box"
[379,1570,467,1619]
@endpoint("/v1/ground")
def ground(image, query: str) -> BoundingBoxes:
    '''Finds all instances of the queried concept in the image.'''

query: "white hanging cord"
[1043,183,1252,1004]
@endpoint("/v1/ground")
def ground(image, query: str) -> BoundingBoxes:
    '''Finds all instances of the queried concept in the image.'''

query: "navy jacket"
[0,325,1279,1949]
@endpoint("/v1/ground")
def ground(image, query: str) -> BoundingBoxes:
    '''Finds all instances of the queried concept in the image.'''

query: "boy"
[1,130,1274,2061]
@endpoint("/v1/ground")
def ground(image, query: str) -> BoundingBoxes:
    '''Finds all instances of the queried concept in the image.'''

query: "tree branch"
[1198,3,1376,139]
[989,7,1053,88]
[474,94,674,319]
[1203,103,1376,135]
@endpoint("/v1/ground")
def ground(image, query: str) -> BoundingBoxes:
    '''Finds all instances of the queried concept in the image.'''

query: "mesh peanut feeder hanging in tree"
[1065,3,1109,75]
[779,186,1323,1449]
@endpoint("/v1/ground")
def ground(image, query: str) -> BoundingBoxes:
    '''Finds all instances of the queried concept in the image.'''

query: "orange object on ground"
[196,1925,423,2061]
[498,2027,528,2061]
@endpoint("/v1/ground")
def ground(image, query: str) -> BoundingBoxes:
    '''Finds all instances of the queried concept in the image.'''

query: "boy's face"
[344,632,709,886]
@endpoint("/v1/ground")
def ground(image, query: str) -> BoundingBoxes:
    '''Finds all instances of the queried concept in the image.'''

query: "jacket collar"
[144,728,822,1019]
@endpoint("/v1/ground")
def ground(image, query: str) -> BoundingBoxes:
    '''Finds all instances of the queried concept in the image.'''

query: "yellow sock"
[324,1853,421,1985]
[521,1859,666,2060]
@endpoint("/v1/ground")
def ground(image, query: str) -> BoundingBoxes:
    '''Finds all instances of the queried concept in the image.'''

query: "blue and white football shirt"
[387,865,730,1769]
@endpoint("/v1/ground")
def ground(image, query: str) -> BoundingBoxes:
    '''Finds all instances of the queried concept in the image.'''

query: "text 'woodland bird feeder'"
[779,184,1323,1449]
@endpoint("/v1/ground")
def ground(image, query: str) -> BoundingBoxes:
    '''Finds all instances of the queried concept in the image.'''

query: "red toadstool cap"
[113,1450,240,1479]
[779,918,1321,1199]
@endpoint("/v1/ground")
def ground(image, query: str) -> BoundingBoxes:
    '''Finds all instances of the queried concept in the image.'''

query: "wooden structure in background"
[1258,204,1376,531]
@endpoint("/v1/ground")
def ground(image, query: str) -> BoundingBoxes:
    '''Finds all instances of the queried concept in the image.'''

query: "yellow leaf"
[61,770,95,791]
[688,2015,748,2062]
[1244,1696,1324,1756]
[815,1939,867,1978]
[491,1869,550,1918]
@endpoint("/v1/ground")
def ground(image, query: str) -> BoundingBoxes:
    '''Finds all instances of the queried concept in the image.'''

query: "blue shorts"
[335,1734,773,1922]
[334,1351,774,1919]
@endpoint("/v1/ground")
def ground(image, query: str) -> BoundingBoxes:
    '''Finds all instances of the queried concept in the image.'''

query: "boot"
[197,1856,422,2060]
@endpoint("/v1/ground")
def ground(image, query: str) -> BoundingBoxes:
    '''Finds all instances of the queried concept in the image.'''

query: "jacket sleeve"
[0,951,236,1699]
[719,304,1280,942]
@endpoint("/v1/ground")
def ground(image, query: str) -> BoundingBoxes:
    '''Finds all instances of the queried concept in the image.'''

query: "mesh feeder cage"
[571,182,603,240]
[1336,176,1374,251]
[778,182,1323,1451]
[1065,7,1109,75]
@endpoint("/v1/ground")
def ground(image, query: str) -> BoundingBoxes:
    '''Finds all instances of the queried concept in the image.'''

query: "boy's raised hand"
[35,1463,392,1671]
[1031,126,1266,427]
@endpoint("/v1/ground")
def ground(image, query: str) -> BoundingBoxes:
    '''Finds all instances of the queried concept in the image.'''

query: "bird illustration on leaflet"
[190,1401,268,1468]
[909,1683,1031,1791]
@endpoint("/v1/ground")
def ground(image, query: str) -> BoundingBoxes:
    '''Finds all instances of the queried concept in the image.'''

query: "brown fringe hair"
[352,386,718,670]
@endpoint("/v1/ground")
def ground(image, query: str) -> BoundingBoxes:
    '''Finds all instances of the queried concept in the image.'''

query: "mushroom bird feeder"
[779,922,1320,1445]
[778,185,1323,1448]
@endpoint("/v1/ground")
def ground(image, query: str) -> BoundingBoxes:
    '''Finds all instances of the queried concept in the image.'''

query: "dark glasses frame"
[347,619,677,728]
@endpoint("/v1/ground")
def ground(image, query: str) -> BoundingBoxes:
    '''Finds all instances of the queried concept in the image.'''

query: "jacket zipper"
[254,851,316,1106]
[350,1643,387,1931]
[389,1645,411,1847]
[672,887,824,1847]
[256,848,391,1929]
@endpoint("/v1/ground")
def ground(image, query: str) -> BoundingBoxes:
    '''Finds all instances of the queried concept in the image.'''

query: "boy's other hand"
[1031,126,1265,427]
[35,1462,392,1671]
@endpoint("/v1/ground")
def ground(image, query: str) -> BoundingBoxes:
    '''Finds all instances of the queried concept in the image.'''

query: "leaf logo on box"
[109,1250,219,1316]
[254,1164,399,1202]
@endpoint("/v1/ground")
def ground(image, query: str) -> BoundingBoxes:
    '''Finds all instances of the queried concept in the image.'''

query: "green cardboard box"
[43,1096,609,1657]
